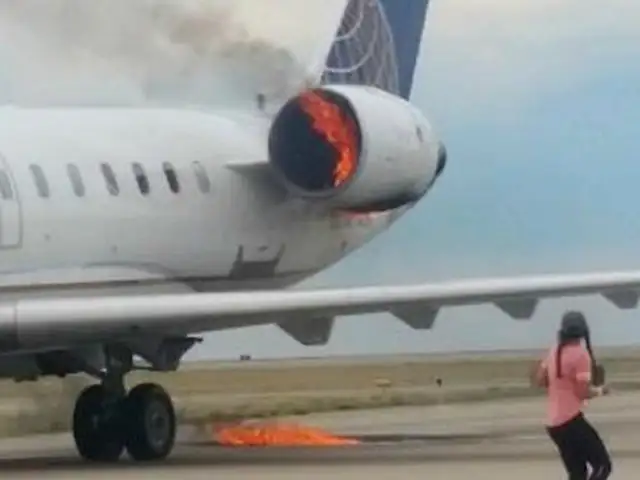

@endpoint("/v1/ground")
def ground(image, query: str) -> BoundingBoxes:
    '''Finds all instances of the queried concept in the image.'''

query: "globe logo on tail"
[321,0,400,96]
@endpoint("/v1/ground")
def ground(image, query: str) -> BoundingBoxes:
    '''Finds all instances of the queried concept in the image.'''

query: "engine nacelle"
[267,85,446,211]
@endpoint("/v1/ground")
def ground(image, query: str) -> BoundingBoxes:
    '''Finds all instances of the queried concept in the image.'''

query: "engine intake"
[268,88,363,196]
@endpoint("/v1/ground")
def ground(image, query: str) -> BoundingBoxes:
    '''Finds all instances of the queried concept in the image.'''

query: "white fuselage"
[0,106,407,302]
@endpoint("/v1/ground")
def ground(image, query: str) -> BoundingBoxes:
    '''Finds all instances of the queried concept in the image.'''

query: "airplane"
[0,0,638,465]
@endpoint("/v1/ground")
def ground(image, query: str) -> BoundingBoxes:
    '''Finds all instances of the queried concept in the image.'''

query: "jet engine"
[267,85,446,211]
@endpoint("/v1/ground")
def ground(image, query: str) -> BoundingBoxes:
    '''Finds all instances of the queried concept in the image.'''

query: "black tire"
[124,383,176,462]
[72,384,124,462]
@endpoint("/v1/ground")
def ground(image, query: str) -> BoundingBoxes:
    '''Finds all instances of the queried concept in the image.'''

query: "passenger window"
[132,163,150,195]
[0,170,13,200]
[29,164,49,198]
[192,161,211,193]
[66,164,85,197]
[162,162,180,193]
[100,163,119,196]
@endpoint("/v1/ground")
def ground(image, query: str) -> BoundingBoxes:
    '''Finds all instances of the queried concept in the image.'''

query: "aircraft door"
[0,154,22,248]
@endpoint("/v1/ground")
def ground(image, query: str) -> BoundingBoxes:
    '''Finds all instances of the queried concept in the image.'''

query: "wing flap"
[6,270,640,350]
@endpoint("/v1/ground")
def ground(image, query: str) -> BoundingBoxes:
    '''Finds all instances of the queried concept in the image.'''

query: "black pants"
[546,412,612,480]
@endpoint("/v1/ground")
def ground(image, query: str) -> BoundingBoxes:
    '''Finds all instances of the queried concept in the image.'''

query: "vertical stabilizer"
[321,0,431,100]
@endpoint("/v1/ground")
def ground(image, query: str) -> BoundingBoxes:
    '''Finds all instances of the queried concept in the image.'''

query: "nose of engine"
[411,138,447,204]
[435,141,447,178]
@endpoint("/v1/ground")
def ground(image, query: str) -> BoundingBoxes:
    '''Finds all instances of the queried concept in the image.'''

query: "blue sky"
[189,0,640,360]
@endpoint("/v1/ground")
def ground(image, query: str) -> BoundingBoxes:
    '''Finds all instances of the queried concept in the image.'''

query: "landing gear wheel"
[124,383,176,461]
[72,384,124,462]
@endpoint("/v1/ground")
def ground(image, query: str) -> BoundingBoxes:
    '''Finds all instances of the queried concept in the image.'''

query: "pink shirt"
[539,343,592,427]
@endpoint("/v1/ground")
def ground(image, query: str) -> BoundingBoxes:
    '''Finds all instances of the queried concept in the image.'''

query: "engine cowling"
[267,84,445,211]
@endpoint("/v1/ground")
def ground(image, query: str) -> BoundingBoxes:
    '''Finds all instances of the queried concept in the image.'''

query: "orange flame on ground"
[298,91,359,188]
[212,422,360,447]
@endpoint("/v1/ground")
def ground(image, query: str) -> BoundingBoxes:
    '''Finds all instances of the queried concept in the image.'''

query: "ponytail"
[556,340,567,378]
[584,332,604,386]
[585,333,595,363]
[556,329,568,378]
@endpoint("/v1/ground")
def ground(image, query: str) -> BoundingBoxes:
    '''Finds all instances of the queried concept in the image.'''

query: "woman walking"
[533,310,613,479]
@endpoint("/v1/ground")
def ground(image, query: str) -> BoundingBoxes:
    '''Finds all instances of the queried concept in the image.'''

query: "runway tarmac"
[2,391,640,479]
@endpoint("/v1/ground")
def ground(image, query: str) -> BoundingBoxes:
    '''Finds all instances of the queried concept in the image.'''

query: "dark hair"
[556,310,594,378]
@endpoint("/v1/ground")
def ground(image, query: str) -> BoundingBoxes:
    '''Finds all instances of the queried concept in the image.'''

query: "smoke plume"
[0,0,313,109]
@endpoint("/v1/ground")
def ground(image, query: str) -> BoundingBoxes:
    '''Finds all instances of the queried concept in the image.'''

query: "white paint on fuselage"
[0,106,407,301]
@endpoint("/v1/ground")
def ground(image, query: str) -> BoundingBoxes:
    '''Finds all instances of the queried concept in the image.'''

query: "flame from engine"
[298,91,359,188]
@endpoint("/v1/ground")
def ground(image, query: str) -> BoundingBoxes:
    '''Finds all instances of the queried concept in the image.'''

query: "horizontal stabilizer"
[495,299,539,320]
[391,304,439,330]
[603,291,639,309]
[278,316,335,346]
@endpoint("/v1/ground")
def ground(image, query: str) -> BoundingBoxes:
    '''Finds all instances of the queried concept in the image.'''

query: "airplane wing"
[7,270,640,350]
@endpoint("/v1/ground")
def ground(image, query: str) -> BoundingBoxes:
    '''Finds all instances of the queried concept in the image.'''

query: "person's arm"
[530,357,549,389]
[586,384,609,399]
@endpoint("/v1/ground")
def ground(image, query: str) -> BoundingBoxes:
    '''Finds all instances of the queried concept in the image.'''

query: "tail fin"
[321,0,431,100]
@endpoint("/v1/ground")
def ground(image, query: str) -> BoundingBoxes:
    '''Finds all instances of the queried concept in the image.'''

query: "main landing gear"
[71,347,177,462]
